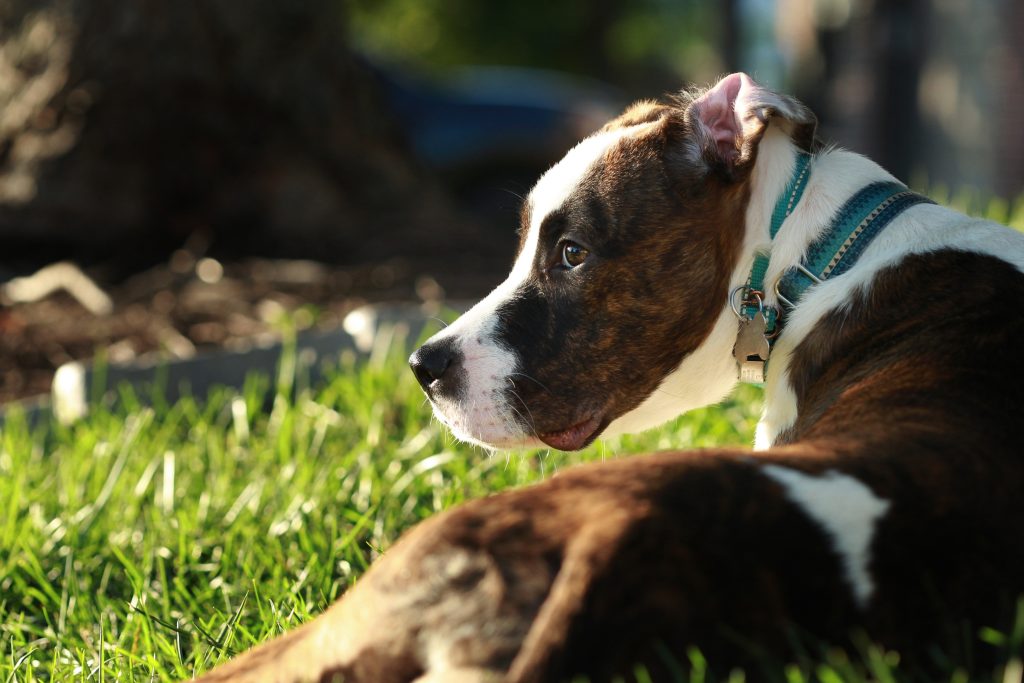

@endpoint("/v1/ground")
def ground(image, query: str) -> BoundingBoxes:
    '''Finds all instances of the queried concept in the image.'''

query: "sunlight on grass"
[0,323,762,681]
[4,185,1024,680]
[3,327,1020,681]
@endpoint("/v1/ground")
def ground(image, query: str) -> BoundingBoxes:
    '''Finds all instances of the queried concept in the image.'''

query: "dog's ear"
[687,73,816,176]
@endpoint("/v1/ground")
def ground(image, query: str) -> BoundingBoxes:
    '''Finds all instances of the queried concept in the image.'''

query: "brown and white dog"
[193,74,1024,682]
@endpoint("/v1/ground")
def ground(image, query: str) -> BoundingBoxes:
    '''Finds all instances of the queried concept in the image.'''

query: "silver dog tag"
[733,311,771,384]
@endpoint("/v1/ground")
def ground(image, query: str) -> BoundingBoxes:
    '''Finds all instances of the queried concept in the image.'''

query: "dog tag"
[733,311,771,384]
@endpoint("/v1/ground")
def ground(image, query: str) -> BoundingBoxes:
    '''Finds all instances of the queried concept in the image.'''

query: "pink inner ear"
[693,73,747,162]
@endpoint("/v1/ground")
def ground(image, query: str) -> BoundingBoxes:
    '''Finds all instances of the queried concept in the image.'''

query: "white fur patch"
[762,465,890,607]
[604,305,739,436]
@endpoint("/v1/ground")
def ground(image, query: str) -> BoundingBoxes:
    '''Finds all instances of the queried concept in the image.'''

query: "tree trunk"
[0,0,474,271]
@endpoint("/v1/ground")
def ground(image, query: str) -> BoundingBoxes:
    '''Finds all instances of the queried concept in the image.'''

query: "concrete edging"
[1,302,465,426]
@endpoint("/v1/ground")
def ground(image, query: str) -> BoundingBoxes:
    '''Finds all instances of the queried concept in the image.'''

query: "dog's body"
[193,74,1024,682]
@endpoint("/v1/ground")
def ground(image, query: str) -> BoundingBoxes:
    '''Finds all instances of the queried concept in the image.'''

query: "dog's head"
[410,73,815,450]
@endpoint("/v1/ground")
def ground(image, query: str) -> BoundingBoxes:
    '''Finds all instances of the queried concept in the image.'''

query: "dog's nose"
[409,340,459,392]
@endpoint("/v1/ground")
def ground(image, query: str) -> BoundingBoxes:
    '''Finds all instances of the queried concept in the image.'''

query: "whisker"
[505,381,547,450]
[507,390,541,439]
[509,372,552,394]
[502,187,526,202]
[505,400,538,440]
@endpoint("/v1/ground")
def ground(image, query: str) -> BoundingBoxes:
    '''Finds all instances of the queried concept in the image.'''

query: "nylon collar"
[734,150,812,335]
[775,182,934,307]
[731,152,934,384]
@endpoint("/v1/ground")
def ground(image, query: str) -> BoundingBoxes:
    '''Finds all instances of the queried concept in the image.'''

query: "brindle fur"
[498,105,748,442]
[191,84,1024,682]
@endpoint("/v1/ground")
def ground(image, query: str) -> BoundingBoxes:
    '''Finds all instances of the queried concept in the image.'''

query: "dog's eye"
[560,241,589,269]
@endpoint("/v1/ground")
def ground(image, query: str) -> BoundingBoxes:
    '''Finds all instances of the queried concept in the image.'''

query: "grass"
[1,316,1022,681]
[0,320,763,682]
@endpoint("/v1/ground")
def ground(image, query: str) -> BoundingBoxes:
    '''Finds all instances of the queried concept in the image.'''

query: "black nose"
[409,339,458,392]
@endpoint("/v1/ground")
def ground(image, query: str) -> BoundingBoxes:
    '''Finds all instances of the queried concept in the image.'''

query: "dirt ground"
[0,249,502,404]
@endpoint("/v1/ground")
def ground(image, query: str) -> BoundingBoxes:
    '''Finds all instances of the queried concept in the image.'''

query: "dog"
[192,73,1024,682]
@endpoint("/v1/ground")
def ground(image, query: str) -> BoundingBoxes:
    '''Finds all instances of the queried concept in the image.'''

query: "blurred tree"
[348,0,727,95]
[781,0,1022,196]
[0,0,475,274]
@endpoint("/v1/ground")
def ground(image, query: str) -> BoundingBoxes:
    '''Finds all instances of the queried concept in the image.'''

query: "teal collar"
[734,150,813,333]
[775,181,934,307]
[732,152,934,384]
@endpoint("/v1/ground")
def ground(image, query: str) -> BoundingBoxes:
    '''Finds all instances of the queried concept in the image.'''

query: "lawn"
[1,318,1021,682]
[0,319,761,681]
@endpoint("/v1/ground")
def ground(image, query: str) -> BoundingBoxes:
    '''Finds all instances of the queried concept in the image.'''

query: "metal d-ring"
[794,263,823,284]
[773,263,823,310]
[774,279,795,309]
[729,285,746,318]
[729,285,765,320]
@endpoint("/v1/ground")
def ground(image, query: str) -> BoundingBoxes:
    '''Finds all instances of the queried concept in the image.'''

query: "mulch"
[0,250,498,405]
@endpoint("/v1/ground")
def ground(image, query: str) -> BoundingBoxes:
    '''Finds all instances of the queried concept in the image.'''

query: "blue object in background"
[365,59,622,235]
[371,61,621,173]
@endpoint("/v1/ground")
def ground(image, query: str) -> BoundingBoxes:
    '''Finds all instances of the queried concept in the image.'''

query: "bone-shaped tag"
[733,311,771,383]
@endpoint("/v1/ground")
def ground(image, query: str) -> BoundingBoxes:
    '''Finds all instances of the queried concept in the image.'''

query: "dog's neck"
[737,127,906,446]
[740,131,891,307]
[604,131,895,440]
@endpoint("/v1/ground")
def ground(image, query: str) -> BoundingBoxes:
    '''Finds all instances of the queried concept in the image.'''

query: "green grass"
[0,323,1020,682]
[0,322,762,681]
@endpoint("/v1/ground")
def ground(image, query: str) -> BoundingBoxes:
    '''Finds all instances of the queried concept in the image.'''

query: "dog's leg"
[506,533,620,682]
[188,450,829,683]
[195,448,949,683]
[189,590,421,683]
[191,496,563,683]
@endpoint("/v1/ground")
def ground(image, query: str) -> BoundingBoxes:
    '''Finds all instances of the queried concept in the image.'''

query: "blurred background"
[1,0,1020,405]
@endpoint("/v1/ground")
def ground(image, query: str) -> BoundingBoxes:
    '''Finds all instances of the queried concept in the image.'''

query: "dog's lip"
[538,414,604,451]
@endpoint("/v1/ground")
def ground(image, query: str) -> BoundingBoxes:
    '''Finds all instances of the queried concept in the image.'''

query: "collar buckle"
[730,287,781,385]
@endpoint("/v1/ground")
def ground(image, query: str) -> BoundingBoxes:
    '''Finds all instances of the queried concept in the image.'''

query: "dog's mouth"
[538,414,604,451]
